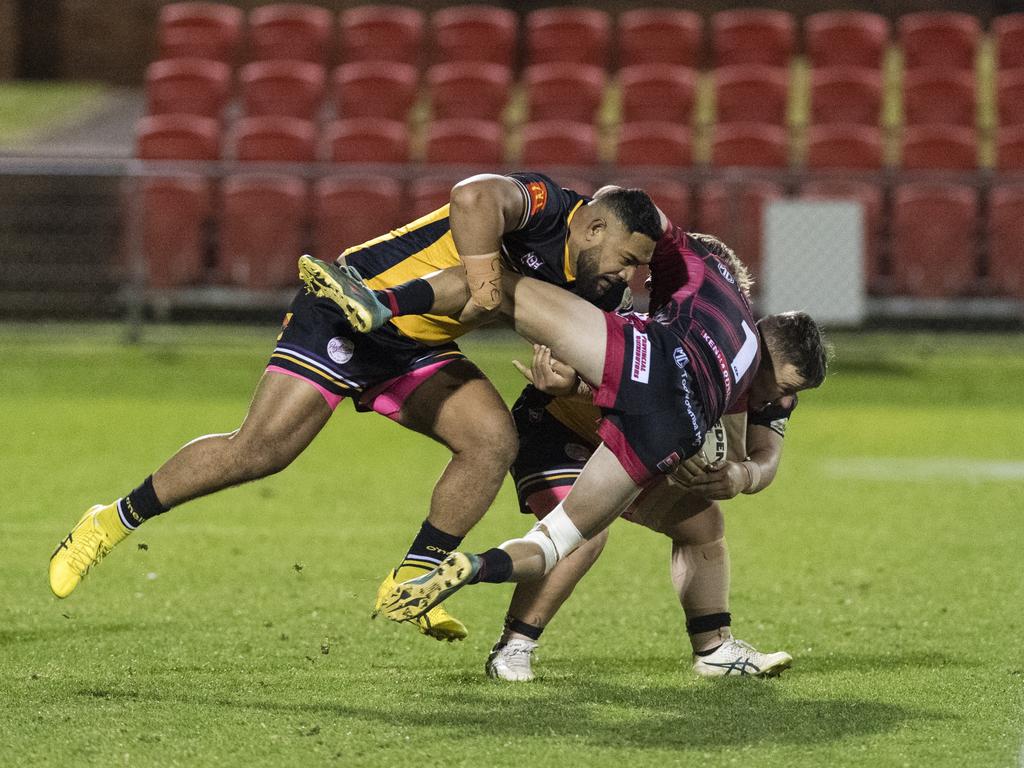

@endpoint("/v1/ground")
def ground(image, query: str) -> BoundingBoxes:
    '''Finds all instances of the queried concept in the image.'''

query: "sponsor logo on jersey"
[527,182,548,216]
[717,262,736,284]
[672,346,688,368]
[700,330,733,400]
[522,251,543,271]
[564,443,592,462]
[327,336,355,364]
[631,332,651,383]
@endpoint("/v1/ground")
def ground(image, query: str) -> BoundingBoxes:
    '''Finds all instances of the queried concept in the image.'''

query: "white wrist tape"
[500,501,586,575]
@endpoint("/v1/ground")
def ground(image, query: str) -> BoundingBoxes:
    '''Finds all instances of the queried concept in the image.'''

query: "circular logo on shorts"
[564,443,591,462]
[327,336,355,364]
[673,347,688,368]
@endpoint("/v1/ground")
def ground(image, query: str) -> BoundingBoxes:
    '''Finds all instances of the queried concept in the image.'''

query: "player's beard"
[575,246,624,304]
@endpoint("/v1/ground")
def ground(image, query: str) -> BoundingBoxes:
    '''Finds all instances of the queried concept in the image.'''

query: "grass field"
[1,323,1022,767]
[0,82,108,146]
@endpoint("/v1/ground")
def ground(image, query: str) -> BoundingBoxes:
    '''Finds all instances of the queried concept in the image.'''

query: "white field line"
[821,457,1024,482]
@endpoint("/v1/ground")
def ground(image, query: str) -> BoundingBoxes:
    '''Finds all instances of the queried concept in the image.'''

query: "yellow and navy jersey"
[340,172,587,345]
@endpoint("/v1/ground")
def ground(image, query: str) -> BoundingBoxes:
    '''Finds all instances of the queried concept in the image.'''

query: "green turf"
[2,324,1022,767]
[0,81,108,145]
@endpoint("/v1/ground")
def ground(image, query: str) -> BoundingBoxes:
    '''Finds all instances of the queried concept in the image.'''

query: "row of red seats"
[138,171,1024,302]
[137,114,1024,171]
[158,4,1024,71]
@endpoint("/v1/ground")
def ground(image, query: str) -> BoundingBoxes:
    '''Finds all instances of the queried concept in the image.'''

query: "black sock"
[375,279,434,317]
[694,645,722,657]
[686,612,731,636]
[504,614,544,641]
[116,476,167,530]
[470,548,513,584]
[397,520,462,575]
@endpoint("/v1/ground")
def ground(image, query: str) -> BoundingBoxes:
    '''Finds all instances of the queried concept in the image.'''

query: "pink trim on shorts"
[361,358,457,422]
[525,486,572,520]
[593,312,629,409]
[597,418,653,486]
[266,365,345,411]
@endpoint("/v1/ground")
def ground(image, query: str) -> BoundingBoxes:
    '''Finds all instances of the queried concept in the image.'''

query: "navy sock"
[375,279,434,317]
[116,476,167,530]
[470,548,513,584]
[504,614,544,641]
[397,520,462,576]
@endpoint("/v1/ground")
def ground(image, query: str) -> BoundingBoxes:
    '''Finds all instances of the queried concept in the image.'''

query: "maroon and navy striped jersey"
[645,224,761,421]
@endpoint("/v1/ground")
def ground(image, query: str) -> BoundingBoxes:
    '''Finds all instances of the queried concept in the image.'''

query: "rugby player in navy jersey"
[48,173,661,644]
[486,238,807,680]
[370,210,828,630]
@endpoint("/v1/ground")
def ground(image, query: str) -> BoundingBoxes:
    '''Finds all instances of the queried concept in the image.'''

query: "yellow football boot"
[49,504,130,598]
[373,569,468,642]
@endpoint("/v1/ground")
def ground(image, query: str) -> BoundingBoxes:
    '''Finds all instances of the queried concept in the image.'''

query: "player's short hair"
[759,311,831,390]
[686,232,754,299]
[592,187,663,242]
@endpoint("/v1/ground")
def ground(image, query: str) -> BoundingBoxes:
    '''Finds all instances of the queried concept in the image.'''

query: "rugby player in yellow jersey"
[48,173,662,644]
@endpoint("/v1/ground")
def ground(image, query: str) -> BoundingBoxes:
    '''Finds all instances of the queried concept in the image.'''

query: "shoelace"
[65,523,111,575]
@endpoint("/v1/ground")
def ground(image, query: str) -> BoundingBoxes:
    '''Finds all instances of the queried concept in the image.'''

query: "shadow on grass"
[72,658,940,751]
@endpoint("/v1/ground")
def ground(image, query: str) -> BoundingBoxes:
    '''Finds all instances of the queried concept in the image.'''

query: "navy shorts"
[592,313,709,485]
[267,289,464,415]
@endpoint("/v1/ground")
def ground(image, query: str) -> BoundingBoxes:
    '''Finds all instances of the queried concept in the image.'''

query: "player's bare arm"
[686,422,785,500]
[449,174,528,315]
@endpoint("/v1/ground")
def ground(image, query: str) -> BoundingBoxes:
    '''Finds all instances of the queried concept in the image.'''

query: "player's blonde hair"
[686,232,754,299]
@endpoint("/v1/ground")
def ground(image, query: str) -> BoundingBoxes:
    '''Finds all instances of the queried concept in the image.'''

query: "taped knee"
[519,503,585,575]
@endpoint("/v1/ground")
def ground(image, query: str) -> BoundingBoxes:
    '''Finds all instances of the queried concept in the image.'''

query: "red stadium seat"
[157,2,243,63]
[331,62,418,121]
[525,63,607,124]
[902,67,976,127]
[220,175,308,288]
[619,64,698,124]
[987,184,1024,298]
[425,119,504,165]
[697,181,785,283]
[145,58,231,120]
[431,6,518,67]
[997,69,1024,127]
[801,180,885,290]
[232,116,317,162]
[525,7,612,68]
[997,126,1024,171]
[901,125,977,170]
[521,120,599,166]
[248,4,332,65]
[140,175,213,288]
[809,66,883,126]
[714,65,790,125]
[711,123,789,168]
[338,5,425,66]
[898,12,980,71]
[427,62,512,121]
[890,183,979,296]
[239,60,325,121]
[325,118,409,164]
[994,14,1024,71]
[136,115,221,289]
[313,175,404,257]
[804,11,889,69]
[406,175,458,219]
[617,8,703,68]
[711,9,796,67]
[616,122,693,167]
[806,124,885,169]
[136,114,221,160]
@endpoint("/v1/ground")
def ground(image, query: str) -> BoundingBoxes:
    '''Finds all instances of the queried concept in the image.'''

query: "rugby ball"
[696,420,728,469]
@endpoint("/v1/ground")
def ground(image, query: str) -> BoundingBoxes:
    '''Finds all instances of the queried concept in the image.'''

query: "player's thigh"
[235,370,333,462]
[395,359,516,457]
[627,481,724,543]
[504,274,608,386]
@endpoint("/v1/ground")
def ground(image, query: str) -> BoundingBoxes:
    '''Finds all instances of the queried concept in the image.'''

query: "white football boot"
[692,637,792,678]
[486,638,538,682]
